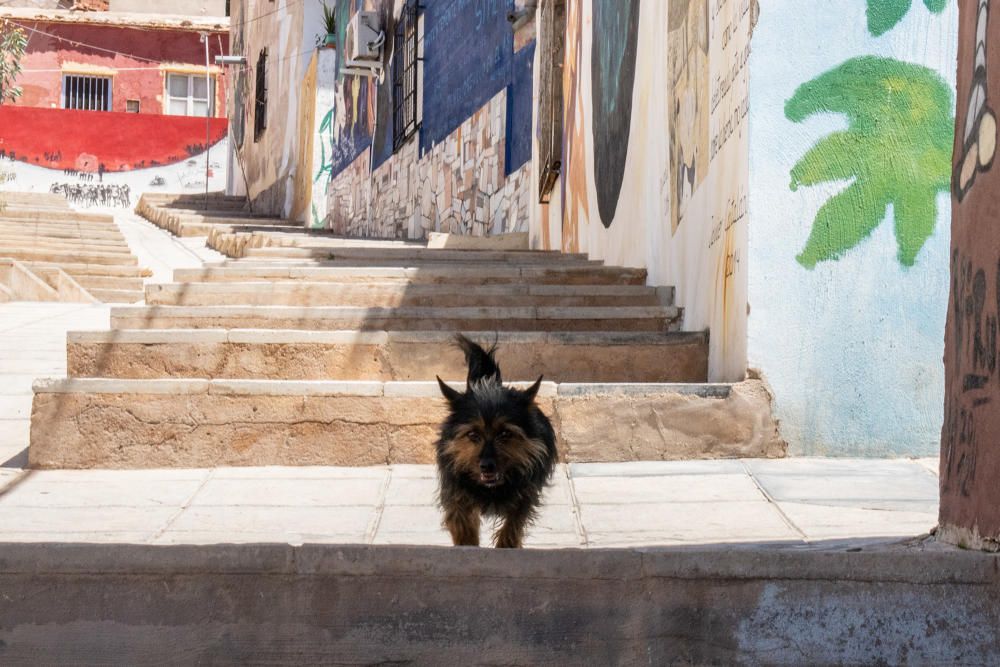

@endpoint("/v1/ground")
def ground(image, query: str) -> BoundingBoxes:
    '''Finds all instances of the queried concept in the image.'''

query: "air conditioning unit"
[343,10,384,74]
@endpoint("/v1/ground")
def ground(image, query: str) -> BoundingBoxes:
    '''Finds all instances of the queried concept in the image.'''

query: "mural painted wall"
[539,0,751,381]
[0,98,228,209]
[227,0,326,218]
[318,0,535,239]
[748,0,958,455]
[939,0,1000,550]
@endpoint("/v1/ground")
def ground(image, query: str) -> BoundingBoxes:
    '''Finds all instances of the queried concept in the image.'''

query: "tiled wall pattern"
[324,90,531,240]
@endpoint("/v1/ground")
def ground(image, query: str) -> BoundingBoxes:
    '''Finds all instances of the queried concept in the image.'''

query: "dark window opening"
[63,75,112,111]
[254,49,268,142]
[126,99,140,113]
[392,1,422,151]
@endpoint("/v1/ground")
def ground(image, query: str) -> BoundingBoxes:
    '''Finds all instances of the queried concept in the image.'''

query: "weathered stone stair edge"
[68,329,706,345]
[29,379,780,467]
[34,377,733,398]
[172,265,648,283]
[109,305,681,319]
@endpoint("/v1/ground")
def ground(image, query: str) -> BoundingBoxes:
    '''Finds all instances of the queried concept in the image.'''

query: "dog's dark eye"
[497,429,511,441]
[467,432,482,444]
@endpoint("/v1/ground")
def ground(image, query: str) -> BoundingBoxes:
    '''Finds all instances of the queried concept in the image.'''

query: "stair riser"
[74,275,145,290]
[29,382,780,468]
[109,315,676,332]
[0,224,122,237]
[0,238,134,253]
[144,291,661,308]
[89,289,144,303]
[240,251,595,266]
[2,249,137,266]
[68,339,708,383]
[173,268,647,286]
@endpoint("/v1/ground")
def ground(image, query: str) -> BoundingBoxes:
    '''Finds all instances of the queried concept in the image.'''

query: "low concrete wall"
[0,543,996,664]
[29,380,784,468]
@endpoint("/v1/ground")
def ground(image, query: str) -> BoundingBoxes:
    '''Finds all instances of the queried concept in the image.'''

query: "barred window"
[392,0,422,151]
[254,49,268,142]
[63,75,111,111]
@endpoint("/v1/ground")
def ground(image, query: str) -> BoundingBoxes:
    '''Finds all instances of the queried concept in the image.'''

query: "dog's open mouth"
[479,471,502,487]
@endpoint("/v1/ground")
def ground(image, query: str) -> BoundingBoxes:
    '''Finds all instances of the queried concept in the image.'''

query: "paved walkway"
[0,302,110,467]
[0,208,942,549]
[106,208,225,283]
[0,458,939,548]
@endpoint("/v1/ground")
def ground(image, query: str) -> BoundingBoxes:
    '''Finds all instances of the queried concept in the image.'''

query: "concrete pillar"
[939,0,1000,552]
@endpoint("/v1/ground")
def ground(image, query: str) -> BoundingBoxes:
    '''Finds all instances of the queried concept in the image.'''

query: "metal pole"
[203,32,211,210]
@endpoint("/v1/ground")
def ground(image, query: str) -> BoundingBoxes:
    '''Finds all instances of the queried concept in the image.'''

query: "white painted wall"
[748,0,958,455]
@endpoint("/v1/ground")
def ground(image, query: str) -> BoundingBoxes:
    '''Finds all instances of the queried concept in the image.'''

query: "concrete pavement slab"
[570,460,748,476]
[915,457,940,475]
[0,475,206,508]
[775,501,937,540]
[578,500,798,543]
[0,460,943,547]
[190,477,385,507]
[210,465,388,480]
[571,473,763,504]
[744,458,938,512]
[162,505,375,539]
[0,505,177,535]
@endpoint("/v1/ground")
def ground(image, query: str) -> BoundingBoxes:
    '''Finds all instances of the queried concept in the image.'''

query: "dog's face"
[437,378,549,488]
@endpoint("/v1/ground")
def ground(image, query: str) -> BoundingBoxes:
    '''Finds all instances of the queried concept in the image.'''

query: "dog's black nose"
[479,459,497,474]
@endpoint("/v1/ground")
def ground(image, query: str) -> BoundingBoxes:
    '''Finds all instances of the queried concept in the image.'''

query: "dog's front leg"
[494,501,535,549]
[444,505,481,546]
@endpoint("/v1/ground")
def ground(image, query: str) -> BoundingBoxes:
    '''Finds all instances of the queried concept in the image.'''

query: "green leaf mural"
[785,56,953,268]
[866,0,948,37]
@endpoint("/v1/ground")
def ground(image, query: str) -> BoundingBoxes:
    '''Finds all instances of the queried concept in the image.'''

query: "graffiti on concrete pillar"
[955,0,996,201]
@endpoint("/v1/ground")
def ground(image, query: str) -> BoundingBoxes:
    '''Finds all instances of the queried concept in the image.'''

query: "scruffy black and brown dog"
[435,334,557,548]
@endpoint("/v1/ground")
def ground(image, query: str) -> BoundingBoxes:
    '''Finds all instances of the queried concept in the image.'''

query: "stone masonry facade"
[324,90,531,240]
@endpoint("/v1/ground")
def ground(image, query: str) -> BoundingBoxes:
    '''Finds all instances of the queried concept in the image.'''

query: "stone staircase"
[27,196,784,469]
[0,191,149,303]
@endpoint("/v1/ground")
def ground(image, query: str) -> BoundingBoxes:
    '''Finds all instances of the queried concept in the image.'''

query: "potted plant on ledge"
[322,3,336,48]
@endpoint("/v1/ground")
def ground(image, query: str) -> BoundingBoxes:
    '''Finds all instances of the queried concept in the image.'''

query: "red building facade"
[0,8,229,182]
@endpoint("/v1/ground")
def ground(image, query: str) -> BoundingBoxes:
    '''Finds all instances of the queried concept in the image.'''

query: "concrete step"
[0,220,122,235]
[88,288,144,303]
[164,218,299,238]
[29,378,780,468]
[205,228,424,257]
[28,262,151,278]
[108,304,681,332]
[241,246,592,264]
[0,209,113,223]
[1,247,138,266]
[0,191,69,207]
[144,282,667,308]
[67,330,708,382]
[72,274,145,291]
[172,264,648,286]
[0,235,134,254]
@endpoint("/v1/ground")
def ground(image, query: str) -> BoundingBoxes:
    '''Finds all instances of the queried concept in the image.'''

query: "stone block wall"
[325,89,530,240]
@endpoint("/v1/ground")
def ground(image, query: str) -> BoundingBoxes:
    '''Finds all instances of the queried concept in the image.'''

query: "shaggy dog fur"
[435,335,558,548]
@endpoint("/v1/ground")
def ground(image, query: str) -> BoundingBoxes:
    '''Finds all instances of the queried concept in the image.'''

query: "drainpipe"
[201,32,211,210]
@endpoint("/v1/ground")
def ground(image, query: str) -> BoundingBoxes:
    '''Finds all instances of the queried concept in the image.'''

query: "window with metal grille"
[254,49,268,142]
[62,75,111,111]
[392,1,422,151]
[166,73,215,117]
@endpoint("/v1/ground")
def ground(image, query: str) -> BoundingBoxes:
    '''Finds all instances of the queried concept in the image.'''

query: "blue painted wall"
[327,0,533,180]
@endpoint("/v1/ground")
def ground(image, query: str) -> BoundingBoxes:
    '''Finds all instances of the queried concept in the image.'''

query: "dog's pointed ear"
[522,375,544,403]
[437,376,463,405]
